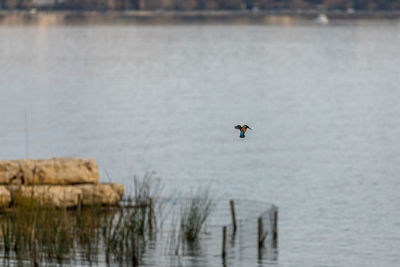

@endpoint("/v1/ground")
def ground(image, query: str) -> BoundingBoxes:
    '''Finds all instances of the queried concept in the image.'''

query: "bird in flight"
[234,125,251,138]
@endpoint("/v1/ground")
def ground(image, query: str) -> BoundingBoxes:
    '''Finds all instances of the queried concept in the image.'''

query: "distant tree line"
[1,0,400,11]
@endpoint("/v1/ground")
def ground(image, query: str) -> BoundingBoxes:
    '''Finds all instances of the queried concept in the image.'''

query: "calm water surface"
[0,21,400,266]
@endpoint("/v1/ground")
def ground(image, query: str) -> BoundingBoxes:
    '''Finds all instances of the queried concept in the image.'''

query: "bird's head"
[243,125,251,130]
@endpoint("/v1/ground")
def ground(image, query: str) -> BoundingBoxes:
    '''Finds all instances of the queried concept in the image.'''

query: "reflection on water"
[0,197,277,267]
[0,21,400,266]
[0,207,108,266]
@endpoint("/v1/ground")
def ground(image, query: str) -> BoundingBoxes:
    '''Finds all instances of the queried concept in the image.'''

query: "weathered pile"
[0,158,124,209]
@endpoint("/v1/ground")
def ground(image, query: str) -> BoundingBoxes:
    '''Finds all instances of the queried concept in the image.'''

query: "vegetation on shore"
[1,0,400,12]
[0,174,215,266]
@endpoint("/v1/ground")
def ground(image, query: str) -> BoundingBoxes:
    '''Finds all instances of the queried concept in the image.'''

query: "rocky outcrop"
[102,183,124,199]
[6,183,124,208]
[76,184,124,206]
[0,158,124,209]
[7,185,82,208]
[0,158,99,185]
[0,186,11,208]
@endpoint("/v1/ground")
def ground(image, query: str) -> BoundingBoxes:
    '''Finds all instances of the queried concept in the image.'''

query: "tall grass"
[0,175,216,265]
[0,194,83,265]
[131,172,163,234]
[180,187,215,242]
[101,172,163,264]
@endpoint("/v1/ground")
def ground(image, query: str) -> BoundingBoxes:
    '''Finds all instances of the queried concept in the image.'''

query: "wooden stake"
[230,200,237,233]
[258,217,263,249]
[273,209,278,248]
[33,239,39,267]
[222,226,227,259]
[132,233,138,266]
[148,198,153,233]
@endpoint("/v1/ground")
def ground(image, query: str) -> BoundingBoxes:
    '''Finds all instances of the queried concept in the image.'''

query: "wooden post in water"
[229,200,237,233]
[33,239,39,267]
[148,198,153,233]
[257,217,263,260]
[272,209,278,248]
[132,233,139,266]
[258,217,263,249]
[222,226,227,259]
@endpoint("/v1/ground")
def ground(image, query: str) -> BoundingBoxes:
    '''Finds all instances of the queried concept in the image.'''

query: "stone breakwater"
[0,158,124,209]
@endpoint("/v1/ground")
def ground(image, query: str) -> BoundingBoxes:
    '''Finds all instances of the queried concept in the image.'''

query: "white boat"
[316,13,330,25]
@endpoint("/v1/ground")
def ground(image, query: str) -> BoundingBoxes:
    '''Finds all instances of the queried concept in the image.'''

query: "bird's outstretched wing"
[234,125,242,130]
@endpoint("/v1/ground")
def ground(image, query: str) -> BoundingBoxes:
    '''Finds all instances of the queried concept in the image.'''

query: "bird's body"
[234,124,251,138]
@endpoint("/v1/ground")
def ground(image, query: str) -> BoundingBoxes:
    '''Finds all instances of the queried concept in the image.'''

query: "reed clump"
[180,187,215,242]
[102,172,163,264]
[1,193,79,265]
[0,172,162,265]
[0,174,216,266]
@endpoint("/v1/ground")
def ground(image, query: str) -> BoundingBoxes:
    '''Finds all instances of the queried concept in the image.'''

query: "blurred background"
[1,0,400,11]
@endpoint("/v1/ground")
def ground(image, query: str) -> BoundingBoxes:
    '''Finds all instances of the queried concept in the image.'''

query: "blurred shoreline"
[1,10,400,25]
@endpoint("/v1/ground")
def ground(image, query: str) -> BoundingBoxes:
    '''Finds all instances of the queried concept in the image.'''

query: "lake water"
[1,20,400,266]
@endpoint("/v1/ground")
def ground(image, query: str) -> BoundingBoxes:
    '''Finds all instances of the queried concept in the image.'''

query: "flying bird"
[234,125,251,138]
